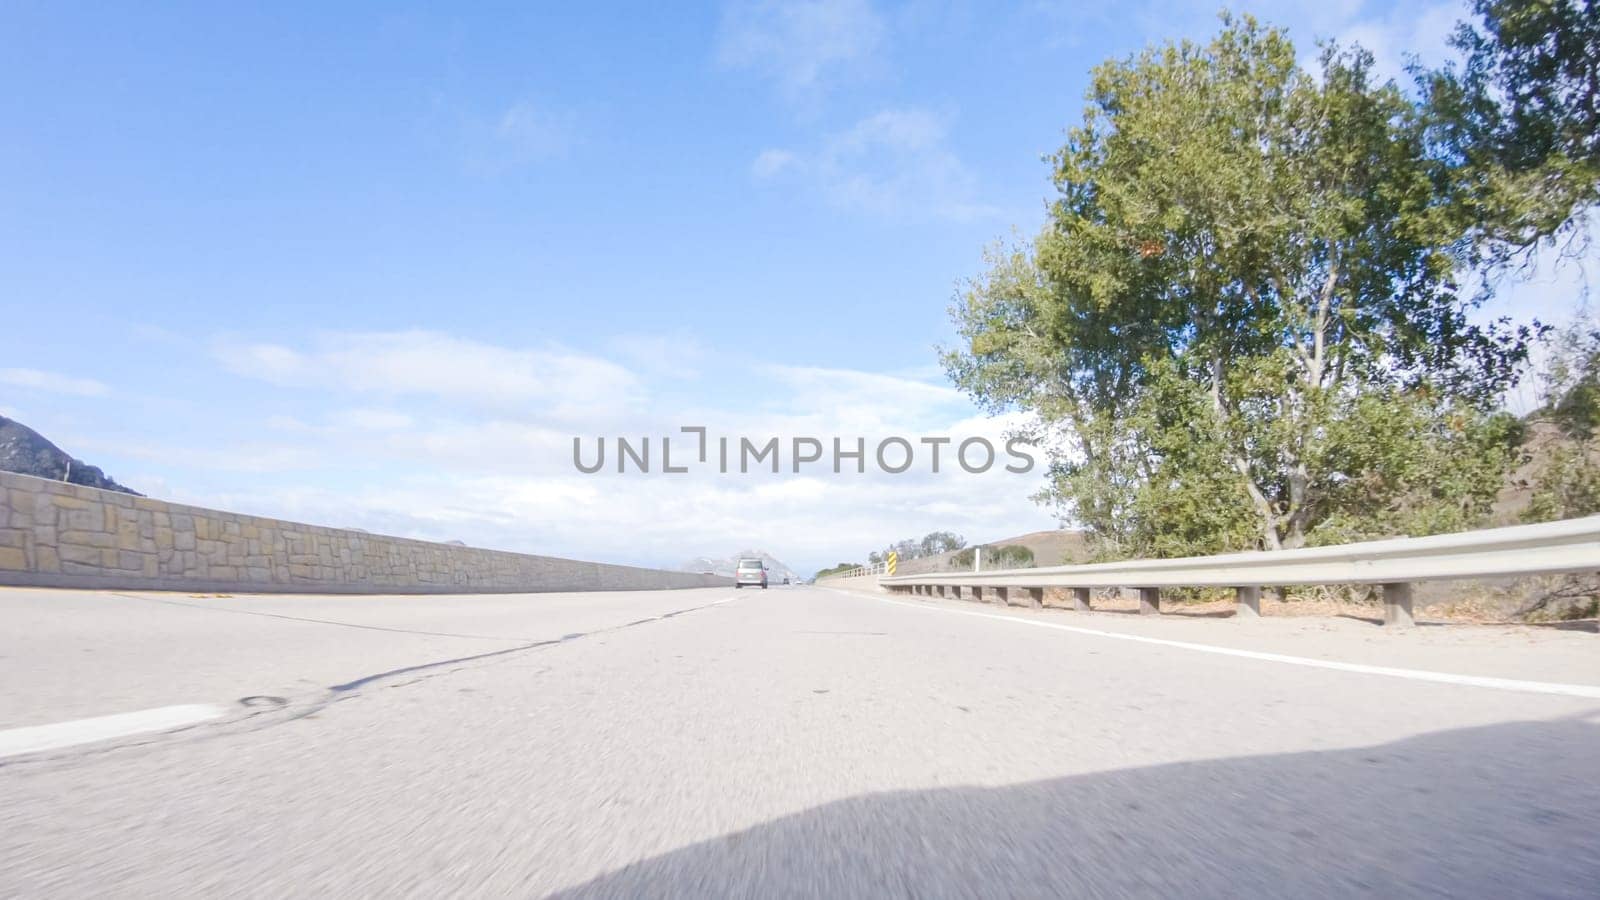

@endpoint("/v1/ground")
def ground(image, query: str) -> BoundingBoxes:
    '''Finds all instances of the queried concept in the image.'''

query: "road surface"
[2,584,1598,897]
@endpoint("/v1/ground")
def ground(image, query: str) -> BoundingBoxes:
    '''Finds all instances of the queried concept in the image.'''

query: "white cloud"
[605,331,706,380]
[717,0,886,105]
[338,408,416,431]
[0,367,110,397]
[213,330,642,421]
[760,363,965,428]
[751,148,800,178]
[1102,1,1464,86]
[495,100,576,161]
[134,328,1060,573]
[753,107,996,221]
[76,437,326,475]
[436,95,577,174]
[176,458,1057,576]
[1329,1,1459,83]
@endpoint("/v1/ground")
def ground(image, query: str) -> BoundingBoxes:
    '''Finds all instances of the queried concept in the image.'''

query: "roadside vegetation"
[866,532,968,567]
[833,2,1596,618]
[838,1,1600,614]
[940,1,1597,576]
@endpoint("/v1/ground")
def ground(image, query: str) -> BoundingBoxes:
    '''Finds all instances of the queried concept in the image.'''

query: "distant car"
[781,575,791,585]
[734,558,768,589]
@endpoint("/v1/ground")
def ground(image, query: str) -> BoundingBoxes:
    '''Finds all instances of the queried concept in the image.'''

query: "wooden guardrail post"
[1073,588,1091,612]
[1236,586,1261,618]
[1382,582,1414,628]
[1138,587,1161,615]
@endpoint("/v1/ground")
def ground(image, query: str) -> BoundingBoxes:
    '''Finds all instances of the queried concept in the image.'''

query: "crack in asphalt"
[321,597,736,699]
[4,594,739,769]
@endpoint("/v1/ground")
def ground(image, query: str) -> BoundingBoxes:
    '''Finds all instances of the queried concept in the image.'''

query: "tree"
[946,15,1532,556]
[1422,0,1600,260]
[950,544,1034,570]
[870,531,967,563]
[1526,314,1600,522]
[1539,313,1600,440]
[918,531,967,555]
[814,562,865,579]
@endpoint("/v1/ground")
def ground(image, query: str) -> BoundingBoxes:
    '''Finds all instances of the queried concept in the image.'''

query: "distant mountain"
[0,415,139,495]
[680,549,797,582]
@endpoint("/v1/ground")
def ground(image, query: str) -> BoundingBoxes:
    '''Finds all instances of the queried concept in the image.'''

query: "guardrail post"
[1235,586,1261,619]
[1073,588,1091,612]
[1138,587,1160,615]
[1024,587,1043,609]
[1382,582,1414,628]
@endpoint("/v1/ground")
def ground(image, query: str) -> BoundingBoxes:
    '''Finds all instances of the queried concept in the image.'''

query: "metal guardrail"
[877,516,1600,627]
[825,562,887,579]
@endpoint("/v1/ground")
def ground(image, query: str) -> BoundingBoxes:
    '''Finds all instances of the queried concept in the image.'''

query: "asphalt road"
[2,584,1598,897]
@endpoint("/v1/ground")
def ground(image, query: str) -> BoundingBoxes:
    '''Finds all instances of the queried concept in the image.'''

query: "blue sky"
[1,1,1591,574]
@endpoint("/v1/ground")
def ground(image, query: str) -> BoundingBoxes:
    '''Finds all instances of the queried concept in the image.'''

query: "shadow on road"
[554,718,1600,898]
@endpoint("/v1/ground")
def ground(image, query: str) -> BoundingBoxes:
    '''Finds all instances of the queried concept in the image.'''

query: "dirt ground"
[1042,586,1599,629]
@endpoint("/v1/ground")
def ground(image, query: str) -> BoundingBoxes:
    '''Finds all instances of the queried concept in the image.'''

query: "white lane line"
[0,704,229,760]
[842,590,1600,700]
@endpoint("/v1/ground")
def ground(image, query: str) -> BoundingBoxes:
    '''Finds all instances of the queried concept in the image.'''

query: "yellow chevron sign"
[886,551,898,575]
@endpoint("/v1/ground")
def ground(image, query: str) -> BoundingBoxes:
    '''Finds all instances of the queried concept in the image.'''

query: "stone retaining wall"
[0,470,729,594]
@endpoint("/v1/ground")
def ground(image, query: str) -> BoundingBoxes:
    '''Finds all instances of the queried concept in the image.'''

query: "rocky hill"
[680,550,798,582]
[0,415,139,495]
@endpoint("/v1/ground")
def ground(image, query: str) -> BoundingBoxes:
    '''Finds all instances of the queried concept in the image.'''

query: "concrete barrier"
[0,470,730,594]
[817,572,882,595]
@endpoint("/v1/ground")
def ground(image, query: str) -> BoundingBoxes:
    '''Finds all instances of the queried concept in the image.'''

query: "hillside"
[894,528,1090,576]
[0,415,139,495]
[680,550,798,582]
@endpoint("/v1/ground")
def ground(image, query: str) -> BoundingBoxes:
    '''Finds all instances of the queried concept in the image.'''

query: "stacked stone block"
[0,470,726,594]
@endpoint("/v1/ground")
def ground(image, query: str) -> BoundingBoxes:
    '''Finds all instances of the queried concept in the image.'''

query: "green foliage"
[1310,398,1523,543]
[986,545,1035,568]
[1525,443,1600,521]
[918,531,968,555]
[950,544,1035,569]
[1525,315,1600,522]
[819,557,870,576]
[871,532,967,564]
[1422,0,1600,258]
[1539,316,1600,439]
[946,14,1535,558]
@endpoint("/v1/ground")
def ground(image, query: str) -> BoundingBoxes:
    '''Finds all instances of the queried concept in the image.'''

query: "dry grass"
[1035,584,1598,625]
